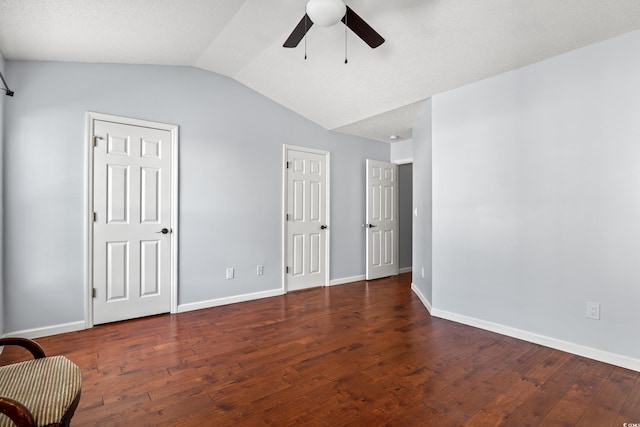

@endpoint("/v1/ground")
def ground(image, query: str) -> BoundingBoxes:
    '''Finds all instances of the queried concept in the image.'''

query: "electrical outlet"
[257,265,264,276]
[226,268,234,279]
[421,267,425,278]
[586,301,600,320]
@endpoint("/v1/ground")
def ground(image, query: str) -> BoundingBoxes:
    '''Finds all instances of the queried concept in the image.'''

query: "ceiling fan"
[283,0,385,49]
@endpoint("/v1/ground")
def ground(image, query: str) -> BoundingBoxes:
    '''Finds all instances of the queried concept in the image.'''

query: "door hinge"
[92,135,104,147]
[286,266,290,274]
[286,213,290,221]
[92,288,96,298]
[92,212,97,222]
[286,161,291,169]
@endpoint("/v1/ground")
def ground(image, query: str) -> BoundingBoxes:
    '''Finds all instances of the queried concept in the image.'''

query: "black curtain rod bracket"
[0,70,14,96]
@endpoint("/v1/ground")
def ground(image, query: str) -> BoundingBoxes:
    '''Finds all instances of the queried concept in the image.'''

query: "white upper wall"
[2,61,390,334]
[431,30,640,365]
[390,139,413,164]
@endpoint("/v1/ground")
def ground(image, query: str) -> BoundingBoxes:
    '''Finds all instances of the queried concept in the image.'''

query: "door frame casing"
[282,145,331,292]
[84,111,179,328]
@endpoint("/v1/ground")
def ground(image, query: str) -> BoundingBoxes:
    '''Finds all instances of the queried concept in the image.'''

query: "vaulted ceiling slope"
[1,0,639,142]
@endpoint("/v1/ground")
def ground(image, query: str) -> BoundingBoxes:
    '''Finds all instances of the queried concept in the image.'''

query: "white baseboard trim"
[4,321,86,339]
[329,275,366,287]
[399,267,412,274]
[177,288,285,313]
[431,308,640,373]
[411,283,432,314]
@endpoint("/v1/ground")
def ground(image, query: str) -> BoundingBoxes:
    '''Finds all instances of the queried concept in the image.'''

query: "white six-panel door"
[285,147,329,291]
[92,119,172,324]
[365,159,398,280]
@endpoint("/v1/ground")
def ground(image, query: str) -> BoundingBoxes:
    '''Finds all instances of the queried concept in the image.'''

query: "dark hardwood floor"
[2,273,639,426]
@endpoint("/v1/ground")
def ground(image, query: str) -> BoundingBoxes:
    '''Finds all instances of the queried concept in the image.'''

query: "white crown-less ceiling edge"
[1,0,639,143]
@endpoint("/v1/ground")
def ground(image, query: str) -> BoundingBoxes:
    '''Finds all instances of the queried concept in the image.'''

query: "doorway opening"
[397,162,413,274]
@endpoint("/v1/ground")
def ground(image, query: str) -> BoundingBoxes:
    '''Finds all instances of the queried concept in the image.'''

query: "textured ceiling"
[1,0,639,142]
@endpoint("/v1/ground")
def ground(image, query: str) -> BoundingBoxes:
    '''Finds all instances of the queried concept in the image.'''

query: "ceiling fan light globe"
[306,0,346,27]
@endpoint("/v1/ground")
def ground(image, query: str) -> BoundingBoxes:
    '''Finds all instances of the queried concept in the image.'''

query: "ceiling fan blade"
[283,14,314,48]
[342,6,385,48]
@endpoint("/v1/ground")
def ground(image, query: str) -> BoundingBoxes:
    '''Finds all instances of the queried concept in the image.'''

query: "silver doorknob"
[362,223,378,228]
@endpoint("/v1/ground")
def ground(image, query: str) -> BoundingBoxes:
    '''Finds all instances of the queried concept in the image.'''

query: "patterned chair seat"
[0,339,82,427]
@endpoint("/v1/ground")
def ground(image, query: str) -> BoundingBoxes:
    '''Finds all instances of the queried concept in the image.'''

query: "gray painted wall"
[3,61,389,333]
[412,100,432,304]
[398,163,412,270]
[0,51,5,335]
[431,30,640,360]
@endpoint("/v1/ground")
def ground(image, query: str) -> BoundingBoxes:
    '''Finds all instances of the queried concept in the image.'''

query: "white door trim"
[84,111,179,328]
[282,145,331,292]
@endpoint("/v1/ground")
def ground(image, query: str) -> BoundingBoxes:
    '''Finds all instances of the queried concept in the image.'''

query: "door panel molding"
[85,112,179,328]
[282,145,330,292]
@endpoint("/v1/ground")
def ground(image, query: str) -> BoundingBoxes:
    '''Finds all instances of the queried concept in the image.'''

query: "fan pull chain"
[304,14,308,60]
[344,10,348,64]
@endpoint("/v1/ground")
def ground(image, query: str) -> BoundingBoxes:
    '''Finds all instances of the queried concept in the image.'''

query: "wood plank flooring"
[2,273,639,426]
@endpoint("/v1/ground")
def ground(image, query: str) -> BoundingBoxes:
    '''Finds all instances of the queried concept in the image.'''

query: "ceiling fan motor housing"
[306,0,346,26]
